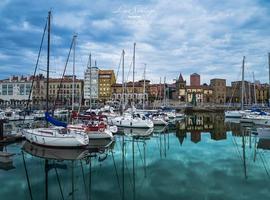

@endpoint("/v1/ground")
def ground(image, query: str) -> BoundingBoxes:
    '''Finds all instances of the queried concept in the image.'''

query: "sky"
[0,0,270,85]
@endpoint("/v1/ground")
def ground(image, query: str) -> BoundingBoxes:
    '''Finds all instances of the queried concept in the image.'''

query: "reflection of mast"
[71,161,74,200]
[241,128,247,179]
[143,140,146,178]
[122,136,125,200]
[45,159,48,200]
[111,149,122,197]
[132,136,135,200]
[22,151,33,200]
[89,157,92,200]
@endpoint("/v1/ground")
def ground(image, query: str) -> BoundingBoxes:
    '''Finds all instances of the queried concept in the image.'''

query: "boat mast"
[241,56,245,111]
[163,77,166,107]
[248,82,251,105]
[253,72,257,105]
[72,35,77,112]
[132,43,136,111]
[89,53,92,109]
[268,53,270,105]
[122,50,125,114]
[143,63,146,110]
[46,11,51,115]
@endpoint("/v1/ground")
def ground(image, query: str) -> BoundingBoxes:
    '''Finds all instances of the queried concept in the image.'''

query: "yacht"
[22,126,89,147]
[67,121,115,140]
[109,113,154,128]
[225,110,247,118]
[4,109,21,121]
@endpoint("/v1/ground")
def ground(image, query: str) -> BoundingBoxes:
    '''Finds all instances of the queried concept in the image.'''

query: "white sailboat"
[23,12,89,148]
[110,45,154,129]
[225,56,247,118]
[23,127,89,147]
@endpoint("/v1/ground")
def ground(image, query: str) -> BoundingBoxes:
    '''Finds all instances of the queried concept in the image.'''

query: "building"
[0,75,32,106]
[48,75,83,107]
[190,73,200,86]
[84,66,99,106]
[210,79,226,104]
[148,84,164,102]
[175,73,213,104]
[32,74,46,107]
[176,73,187,102]
[255,83,269,104]
[111,80,149,106]
[226,81,270,105]
[98,70,116,101]
[186,84,213,104]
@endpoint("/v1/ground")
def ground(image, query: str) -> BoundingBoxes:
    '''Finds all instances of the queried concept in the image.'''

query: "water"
[1,113,270,200]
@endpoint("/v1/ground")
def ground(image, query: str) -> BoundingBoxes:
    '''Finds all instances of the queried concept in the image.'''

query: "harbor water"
[1,113,270,200]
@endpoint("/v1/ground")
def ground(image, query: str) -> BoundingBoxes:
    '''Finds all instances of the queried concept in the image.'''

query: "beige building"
[48,75,83,107]
[186,85,213,103]
[210,79,226,104]
[98,70,116,101]
[111,80,149,105]
[176,73,213,104]
[32,74,46,107]
[0,75,32,106]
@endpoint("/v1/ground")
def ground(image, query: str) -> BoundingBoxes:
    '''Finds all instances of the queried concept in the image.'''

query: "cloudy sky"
[0,0,270,85]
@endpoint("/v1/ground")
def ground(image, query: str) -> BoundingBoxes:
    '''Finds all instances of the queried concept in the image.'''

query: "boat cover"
[45,112,67,127]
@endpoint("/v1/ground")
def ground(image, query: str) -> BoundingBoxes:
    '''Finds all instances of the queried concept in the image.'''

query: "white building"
[84,66,99,106]
[0,76,32,106]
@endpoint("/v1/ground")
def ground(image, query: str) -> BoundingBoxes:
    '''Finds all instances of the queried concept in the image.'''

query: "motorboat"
[22,126,89,147]
[4,109,21,121]
[109,113,154,128]
[148,113,168,126]
[225,110,247,118]
[67,122,115,140]
[54,109,69,118]
[70,113,117,139]
[33,110,45,120]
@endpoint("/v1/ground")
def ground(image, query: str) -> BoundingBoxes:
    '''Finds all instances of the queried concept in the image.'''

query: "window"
[26,84,31,95]
[8,84,13,95]
[2,84,7,95]
[19,84,24,95]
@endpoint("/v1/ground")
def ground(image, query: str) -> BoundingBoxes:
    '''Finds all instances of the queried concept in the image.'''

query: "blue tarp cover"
[45,112,67,127]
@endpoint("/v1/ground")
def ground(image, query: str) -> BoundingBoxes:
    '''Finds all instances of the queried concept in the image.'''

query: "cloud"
[1,0,270,85]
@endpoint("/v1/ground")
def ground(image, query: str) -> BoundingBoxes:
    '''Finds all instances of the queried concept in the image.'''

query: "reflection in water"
[1,113,270,200]
[21,140,115,200]
[175,113,248,145]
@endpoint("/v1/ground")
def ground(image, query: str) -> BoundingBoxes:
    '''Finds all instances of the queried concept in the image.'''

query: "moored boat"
[109,113,154,128]
[22,126,89,147]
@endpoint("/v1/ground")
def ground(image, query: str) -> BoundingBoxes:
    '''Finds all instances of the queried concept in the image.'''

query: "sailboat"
[22,11,89,147]
[69,53,116,139]
[225,56,248,118]
[109,45,154,128]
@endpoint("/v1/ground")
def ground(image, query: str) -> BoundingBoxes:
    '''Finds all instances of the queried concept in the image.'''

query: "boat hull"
[22,128,89,147]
